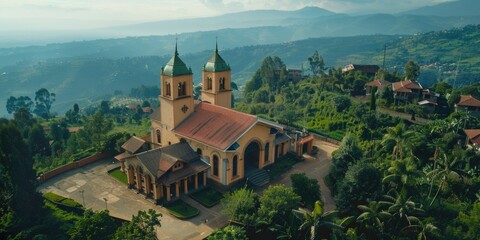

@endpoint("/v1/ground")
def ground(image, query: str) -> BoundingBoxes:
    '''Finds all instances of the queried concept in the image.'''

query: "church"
[116,43,292,203]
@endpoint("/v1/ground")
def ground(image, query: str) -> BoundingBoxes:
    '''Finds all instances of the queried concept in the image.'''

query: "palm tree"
[383,189,425,233]
[383,157,424,191]
[401,218,440,240]
[427,153,466,206]
[382,123,415,160]
[292,201,343,240]
[356,201,392,237]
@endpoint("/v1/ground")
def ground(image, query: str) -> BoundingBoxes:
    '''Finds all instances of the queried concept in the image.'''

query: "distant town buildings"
[342,64,380,77]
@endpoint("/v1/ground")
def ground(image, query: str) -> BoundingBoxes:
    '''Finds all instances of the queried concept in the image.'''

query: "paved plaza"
[37,140,337,239]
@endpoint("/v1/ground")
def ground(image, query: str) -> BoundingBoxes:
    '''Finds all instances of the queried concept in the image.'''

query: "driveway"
[38,158,227,240]
[267,140,337,211]
[37,140,337,239]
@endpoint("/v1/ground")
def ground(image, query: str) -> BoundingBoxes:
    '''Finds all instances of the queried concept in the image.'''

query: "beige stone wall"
[184,122,275,186]
[160,74,194,129]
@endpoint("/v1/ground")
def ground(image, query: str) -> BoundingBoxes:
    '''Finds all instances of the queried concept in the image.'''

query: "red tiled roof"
[366,79,391,87]
[297,135,314,145]
[173,102,258,151]
[457,95,480,107]
[464,129,480,145]
[392,80,422,93]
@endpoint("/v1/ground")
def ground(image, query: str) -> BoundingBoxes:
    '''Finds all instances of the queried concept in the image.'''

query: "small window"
[156,129,161,143]
[207,77,213,90]
[165,82,171,96]
[219,77,225,90]
[213,155,219,176]
[232,155,238,177]
[196,148,202,156]
[264,142,270,162]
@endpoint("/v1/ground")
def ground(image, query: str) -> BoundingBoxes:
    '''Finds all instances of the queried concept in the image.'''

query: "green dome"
[162,44,192,77]
[203,44,230,72]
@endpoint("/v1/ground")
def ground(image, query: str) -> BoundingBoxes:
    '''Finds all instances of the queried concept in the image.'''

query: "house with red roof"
[464,129,480,150]
[456,95,480,116]
[365,79,391,95]
[392,80,423,104]
[115,43,296,203]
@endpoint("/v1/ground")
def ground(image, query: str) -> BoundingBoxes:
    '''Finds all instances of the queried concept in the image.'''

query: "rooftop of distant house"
[392,80,423,93]
[457,95,480,107]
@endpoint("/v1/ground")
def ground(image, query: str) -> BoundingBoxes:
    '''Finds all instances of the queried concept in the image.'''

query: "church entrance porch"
[244,141,261,175]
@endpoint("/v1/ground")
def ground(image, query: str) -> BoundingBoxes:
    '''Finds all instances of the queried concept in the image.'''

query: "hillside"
[2,25,480,117]
[1,8,480,66]
[403,0,480,17]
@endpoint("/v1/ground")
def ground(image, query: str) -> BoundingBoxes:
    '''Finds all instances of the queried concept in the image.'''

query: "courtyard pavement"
[37,140,337,239]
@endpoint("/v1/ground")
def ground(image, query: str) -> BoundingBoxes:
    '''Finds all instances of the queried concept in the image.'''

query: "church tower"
[159,43,194,144]
[201,42,232,109]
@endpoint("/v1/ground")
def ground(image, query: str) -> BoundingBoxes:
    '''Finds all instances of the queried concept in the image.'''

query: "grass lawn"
[109,119,151,136]
[189,187,223,208]
[109,167,128,185]
[164,200,199,219]
[43,192,83,208]
[265,153,303,180]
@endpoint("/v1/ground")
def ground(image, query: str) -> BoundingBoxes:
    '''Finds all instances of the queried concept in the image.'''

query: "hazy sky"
[0,0,454,31]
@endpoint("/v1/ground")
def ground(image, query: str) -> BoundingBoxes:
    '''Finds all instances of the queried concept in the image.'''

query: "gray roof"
[121,136,146,154]
[128,141,205,179]
[275,132,291,145]
[148,108,161,122]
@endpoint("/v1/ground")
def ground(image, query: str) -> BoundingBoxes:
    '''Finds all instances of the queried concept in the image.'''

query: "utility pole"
[103,198,108,211]
[79,190,85,207]
[383,44,387,70]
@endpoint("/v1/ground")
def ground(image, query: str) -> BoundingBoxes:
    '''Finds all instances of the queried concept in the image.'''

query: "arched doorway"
[244,141,260,172]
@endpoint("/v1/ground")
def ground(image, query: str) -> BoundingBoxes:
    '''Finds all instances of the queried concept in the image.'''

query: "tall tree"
[69,209,117,240]
[6,96,33,114]
[221,187,259,227]
[258,185,300,225]
[82,110,113,150]
[0,120,41,237]
[404,60,420,81]
[382,123,415,160]
[114,209,161,240]
[308,50,325,77]
[290,173,321,209]
[27,124,50,156]
[292,201,342,240]
[33,88,55,119]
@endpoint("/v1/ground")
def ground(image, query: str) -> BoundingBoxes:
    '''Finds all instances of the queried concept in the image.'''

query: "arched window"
[196,148,202,156]
[213,155,219,176]
[232,155,238,177]
[219,77,225,90]
[156,129,161,143]
[178,82,182,96]
[207,77,213,90]
[182,82,186,96]
[264,142,270,162]
[165,82,171,96]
